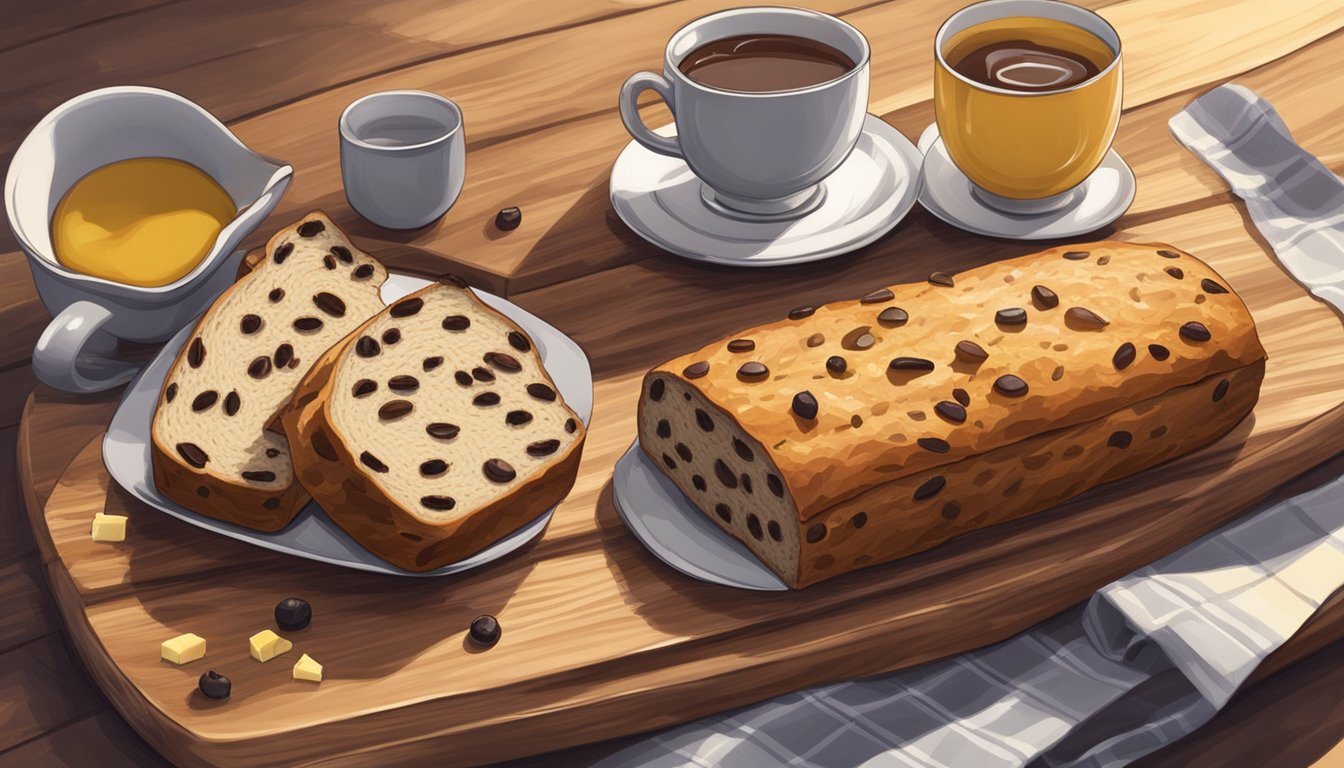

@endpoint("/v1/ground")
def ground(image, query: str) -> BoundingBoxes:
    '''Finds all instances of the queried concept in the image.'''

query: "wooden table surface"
[5,0,1344,765]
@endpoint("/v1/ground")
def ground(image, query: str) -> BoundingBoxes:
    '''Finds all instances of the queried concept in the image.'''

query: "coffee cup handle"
[619,72,683,158]
[33,301,142,394]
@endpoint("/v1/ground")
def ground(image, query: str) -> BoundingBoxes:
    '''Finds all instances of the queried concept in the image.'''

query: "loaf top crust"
[651,242,1266,519]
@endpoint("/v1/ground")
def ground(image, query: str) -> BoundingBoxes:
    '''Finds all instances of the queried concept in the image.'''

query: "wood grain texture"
[0,708,171,768]
[0,634,106,753]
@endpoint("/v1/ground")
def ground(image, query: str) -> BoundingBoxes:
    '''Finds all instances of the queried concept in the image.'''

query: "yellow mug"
[934,0,1122,209]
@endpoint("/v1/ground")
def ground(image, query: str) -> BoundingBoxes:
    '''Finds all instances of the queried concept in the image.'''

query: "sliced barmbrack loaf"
[282,277,586,571]
[151,212,389,531]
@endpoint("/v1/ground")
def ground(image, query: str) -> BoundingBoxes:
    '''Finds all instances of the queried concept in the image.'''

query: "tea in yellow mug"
[934,0,1122,211]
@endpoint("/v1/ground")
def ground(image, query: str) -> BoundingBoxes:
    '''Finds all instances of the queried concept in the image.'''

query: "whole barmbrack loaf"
[638,242,1266,588]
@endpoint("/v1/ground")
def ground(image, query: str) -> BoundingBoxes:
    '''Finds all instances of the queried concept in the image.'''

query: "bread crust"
[281,283,587,571]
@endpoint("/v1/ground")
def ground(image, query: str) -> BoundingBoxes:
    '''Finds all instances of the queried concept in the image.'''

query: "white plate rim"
[101,273,593,577]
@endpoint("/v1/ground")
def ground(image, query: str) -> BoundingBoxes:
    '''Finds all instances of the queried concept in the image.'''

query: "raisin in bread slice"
[282,278,586,571]
[151,212,389,531]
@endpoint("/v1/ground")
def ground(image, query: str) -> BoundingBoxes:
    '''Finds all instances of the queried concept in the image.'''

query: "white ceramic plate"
[613,440,788,591]
[610,115,923,267]
[103,273,593,577]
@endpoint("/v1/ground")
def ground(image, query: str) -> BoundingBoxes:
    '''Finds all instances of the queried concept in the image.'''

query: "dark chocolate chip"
[176,442,208,468]
[355,336,381,357]
[726,339,755,353]
[955,340,988,363]
[528,439,561,457]
[1165,266,1185,279]
[527,383,557,401]
[199,671,231,700]
[768,520,783,540]
[247,356,272,379]
[242,470,276,482]
[442,314,471,331]
[390,297,423,317]
[565,417,578,433]
[388,375,419,392]
[420,459,448,477]
[422,495,457,510]
[934,401,967,423]
[379,400,413,420]
[806,523,826,543]
[331,245,353,264]
[297,220,325,237]
[684,361,710,379]
[826,356,847,375]
[1213,379,1229,402]
[484,459,516,482]
[274,343,294,369]
[747,515,763,540]
[917,437,950,453]
[275,598,311,631]
[323,254,337,270]
[506,410,533,426]
[191,391,218,412]
[265,447,281,458]
[240,314,262,334]
[1113,342,1136,370]
[649,379,665,401]
[692,475,707,492]
[1065,306,1109,330]
[890,356,935,371]
[165,383,178,402]
[914,475,946,501]
[507,331,531,352]
[788,306,815,320]
[352,379,377,397]
[714,459,738,489]
[273,242,293,264]
[737,362,769,382]
[807,333,825,347]
[877,306,909,326]
[1201,278,1229,294]
[426,422,460,439]
[928,271,954,287]
[472,366,495,382]
[1157,249,1181,259]
[792,391,818,420]
[422,356,444,372]
[360,451,388,472]
[733,438,754,462]
[469,615,501,647]
[1031,285,1059,309]
[473,392,501,407]
[484,351,522,372]
[313,292,346,317]
[655,419,671,439]
[995,307,1028,326]
[767,474,784,497]
[711,503,730,523]
[994,374,1029,397]
[1108,431,1133,449]
[851,512,868,529]
[1148,344,1170,361]
[952,387,970,407]
[268,288,285,303]
[352,264,375,279]
[1179,321,1211,342]
[293,316,323,331]
[495,207,522,231]
[187,337,205,368]
[843,329,876,350]
[454,371,473,386]
[223,391,240,416]
[1062,250,1089,260]
[860,288,894,304]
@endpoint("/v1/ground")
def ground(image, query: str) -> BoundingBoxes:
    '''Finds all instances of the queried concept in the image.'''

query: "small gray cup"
[339,90,465,230]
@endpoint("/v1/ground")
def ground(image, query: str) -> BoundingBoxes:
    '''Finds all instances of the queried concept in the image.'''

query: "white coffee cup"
[5,87,292,394]
[339,91,466,230]
[619,6,870,219]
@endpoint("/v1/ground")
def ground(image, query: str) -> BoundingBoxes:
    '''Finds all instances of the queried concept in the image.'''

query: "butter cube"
[292,653,323,682]
[249,629,293,662]
[91,513,127,542]
[161,633,206,665]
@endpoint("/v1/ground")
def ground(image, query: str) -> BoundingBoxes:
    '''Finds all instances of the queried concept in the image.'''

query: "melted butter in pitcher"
[51,157,236,287]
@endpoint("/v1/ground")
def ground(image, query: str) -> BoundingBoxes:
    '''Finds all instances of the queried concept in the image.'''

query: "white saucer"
[612,440,788,591]
[609,114,922,267]
[917,124,1135,240]
[103,273,593,578]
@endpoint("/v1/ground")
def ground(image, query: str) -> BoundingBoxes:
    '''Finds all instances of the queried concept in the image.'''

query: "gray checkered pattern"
[597,87,1344,768]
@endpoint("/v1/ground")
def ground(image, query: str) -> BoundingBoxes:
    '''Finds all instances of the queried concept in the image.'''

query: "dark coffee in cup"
[950,38,1102,93]
[677,34,856,92]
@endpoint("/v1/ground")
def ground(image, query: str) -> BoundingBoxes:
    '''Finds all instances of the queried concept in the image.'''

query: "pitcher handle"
[33,301,141,393]
[619,72,682,158]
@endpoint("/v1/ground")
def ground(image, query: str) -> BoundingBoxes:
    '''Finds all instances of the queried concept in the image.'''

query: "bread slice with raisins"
[151,212,389,531]
[282,278,586,571]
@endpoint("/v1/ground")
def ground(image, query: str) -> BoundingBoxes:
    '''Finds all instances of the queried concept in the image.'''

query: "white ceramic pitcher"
[5,86,292,393]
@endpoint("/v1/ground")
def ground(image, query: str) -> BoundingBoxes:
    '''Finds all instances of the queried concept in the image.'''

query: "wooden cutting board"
[20,199,1344,767]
